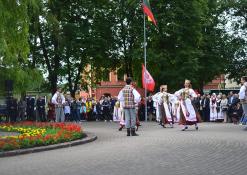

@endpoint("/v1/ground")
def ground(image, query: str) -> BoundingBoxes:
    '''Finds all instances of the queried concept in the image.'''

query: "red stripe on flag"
[142,3,157,26]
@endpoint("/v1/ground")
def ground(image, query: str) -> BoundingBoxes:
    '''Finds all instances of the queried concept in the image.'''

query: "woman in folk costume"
[210,93,217,121]
[216,95,224,121]
[118,100,126,131]
[174,79,201,131]
[172,98,180,123]
[113,100,121,122]
[152,85,166,124]
[157,85,176,128]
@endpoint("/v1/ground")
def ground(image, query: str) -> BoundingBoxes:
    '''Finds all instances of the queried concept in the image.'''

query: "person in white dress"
[210,93,217,121]
[157,85,176,128]
[216,95,224,121]
[174,79,200,131]
[113,100,121,122]
[152,85,166,124]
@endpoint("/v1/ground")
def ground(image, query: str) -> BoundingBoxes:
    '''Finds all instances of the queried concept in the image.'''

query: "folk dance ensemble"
[174,79,201,131]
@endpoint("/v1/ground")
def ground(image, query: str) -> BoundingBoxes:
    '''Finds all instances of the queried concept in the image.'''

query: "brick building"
[95,71,145,100]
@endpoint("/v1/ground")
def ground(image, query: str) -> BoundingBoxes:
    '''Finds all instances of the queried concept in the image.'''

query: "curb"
[0,132,97,158]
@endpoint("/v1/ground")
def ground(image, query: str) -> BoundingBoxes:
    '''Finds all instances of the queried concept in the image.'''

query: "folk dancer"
[118,93,141,131]
[157,85,176,128]
[113,100,121,122]
[118,77,141,136]
[175,79,201,131]
[52,87,65,122]
[152,85,166,124]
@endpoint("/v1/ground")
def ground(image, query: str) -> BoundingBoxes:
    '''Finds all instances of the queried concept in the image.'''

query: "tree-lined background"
[0,0,246,96]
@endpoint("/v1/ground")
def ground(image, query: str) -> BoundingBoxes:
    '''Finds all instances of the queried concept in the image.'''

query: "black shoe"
[161,124,166,128]
[181,126,188,131]
[127,128,130,136]
[195,126,198,130]
[131,128,139,136]
[119,126,123,131]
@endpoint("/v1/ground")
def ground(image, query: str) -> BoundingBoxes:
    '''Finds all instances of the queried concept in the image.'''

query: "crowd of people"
[2,77,247,133]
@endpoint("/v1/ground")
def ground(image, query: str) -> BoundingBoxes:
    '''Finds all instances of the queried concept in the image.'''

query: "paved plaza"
[0,122,247,175]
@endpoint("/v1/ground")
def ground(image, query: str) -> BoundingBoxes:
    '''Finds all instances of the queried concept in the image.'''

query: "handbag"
[222,107,228,112]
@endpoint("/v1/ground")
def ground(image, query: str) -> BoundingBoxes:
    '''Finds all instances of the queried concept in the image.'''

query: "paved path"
[0,122,247,175]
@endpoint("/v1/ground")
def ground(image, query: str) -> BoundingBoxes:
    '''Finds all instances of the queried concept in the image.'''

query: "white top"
[152,92,162,104]
[239,83,247,100]
[117,86,141,104]
[64,105,70,114]
[174,88,197,98]
[52,92,65,105]
[220,98,228,108]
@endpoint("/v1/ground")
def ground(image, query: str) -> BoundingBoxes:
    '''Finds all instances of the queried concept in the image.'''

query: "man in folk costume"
[157,85,176,128]
[118,77,141,136]
[52,87,65,122]
[152,85,166,124]
[175,79,201,131]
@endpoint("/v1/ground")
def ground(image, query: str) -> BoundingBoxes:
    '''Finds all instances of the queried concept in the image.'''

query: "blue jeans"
[124,108,136,129]
[76,109,81,121]
[240,103,247,125]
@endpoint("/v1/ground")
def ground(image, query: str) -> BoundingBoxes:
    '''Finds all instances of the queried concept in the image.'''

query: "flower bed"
[0,122,84,151]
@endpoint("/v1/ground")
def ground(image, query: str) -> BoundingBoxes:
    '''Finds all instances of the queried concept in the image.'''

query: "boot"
[127,128,131,136]
[131,128,139,136]
[119,125,124,131]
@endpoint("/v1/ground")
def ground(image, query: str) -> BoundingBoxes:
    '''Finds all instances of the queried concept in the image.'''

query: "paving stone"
[0,122,246,175]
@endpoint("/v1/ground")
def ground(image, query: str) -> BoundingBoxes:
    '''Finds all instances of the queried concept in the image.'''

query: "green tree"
[0,0,43,94]
[222,0,247,82]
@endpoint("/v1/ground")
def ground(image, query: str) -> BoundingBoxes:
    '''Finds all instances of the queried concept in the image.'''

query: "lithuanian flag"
[142,0,157,26]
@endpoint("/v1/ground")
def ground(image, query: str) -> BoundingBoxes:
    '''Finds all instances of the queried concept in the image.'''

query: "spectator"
[95,101,102,121]
[7,97,18,122]
[230,102,243,124]
[47,100,55,122]
[18,97,27,121]
[239,76,247,126]
[71,98,79,122]
[36,96,46,122]
[202,94,210,122]
[221,94,228,122]
[52,87,65,122]
[64,100,71,121]
[102,97,111,122]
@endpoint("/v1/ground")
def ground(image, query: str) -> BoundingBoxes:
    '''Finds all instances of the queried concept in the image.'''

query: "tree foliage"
[1,0,245,95]
[0,0,43,94]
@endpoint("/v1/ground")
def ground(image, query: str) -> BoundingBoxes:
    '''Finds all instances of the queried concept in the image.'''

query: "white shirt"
[52,92,65,105]
[117,86,141,104]
[239,83,247,100]
[64,105,70,114]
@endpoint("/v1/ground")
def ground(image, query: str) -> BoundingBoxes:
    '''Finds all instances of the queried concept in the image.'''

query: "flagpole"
[144,13,147,122]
